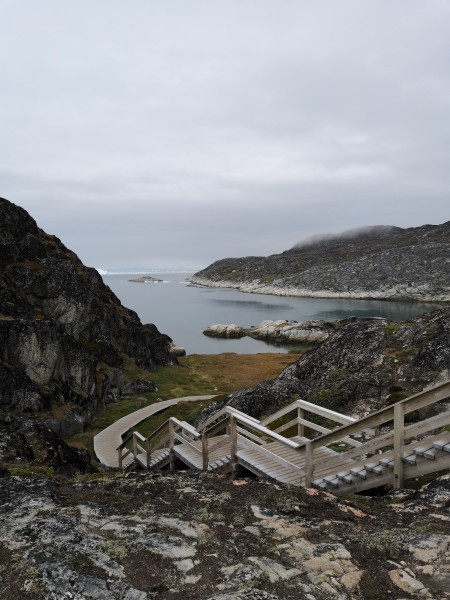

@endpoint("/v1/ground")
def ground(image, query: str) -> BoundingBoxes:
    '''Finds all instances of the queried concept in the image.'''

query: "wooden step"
[380,458,394,469]
[402,454,417,465]
[323,475,339,488]
[336,471,353,484]
[312,479,327,491]
[148,449,170,469]
[414,447,435,460]
[350,467,367,480]
[365,462,384,474]
[208,456,230,472]
[433,440,450,452]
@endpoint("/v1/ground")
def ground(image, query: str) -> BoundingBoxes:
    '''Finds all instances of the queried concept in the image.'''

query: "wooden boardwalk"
[117,381,450,495]
[94,395,215,467]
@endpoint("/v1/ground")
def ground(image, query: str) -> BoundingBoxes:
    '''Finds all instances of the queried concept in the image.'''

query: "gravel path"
[94,395,216,467]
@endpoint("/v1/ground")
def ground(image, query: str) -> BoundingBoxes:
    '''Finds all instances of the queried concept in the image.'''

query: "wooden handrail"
[146,419,170,442]
[229,411,301,449]
[197,407,229,432]
[308,380,450,451]
[296,400,356,426]
[170,417,200,438]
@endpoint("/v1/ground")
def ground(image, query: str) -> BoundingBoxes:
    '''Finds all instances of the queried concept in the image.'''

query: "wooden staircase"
[117,380,450,496]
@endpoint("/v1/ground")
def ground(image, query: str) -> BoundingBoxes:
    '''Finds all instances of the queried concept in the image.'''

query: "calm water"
[103,273,441,355]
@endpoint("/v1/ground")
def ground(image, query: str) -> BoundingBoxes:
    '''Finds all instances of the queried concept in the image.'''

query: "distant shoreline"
[188,275,450,303]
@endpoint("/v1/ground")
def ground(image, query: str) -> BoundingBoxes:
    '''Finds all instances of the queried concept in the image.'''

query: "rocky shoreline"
[189,275,450,302]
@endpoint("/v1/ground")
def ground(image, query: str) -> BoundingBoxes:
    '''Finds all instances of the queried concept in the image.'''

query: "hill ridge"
[190,221,450,301]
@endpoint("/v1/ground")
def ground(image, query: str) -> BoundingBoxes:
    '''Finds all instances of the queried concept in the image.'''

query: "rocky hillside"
[0,198,179,432]
[190,222,450,301]
[225,307,450,420]
[0,469,449,600]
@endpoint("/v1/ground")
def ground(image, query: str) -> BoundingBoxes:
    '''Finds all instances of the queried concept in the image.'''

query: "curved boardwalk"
[94,395,216,468]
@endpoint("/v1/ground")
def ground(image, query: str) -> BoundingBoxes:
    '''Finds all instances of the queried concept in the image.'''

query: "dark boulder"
[0,197,178,424]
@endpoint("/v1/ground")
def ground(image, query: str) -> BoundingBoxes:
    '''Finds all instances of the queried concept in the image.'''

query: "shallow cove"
[103,272,442,355]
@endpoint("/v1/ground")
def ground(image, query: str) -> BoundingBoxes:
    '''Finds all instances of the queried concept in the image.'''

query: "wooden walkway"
[94,395,215,467]
[117,380,450,496]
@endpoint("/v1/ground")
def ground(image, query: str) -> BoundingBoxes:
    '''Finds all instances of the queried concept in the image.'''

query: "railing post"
[146,437,151,470]
[230,415,238,476]
[202,432,209,470]
[298,407,305,439]
[393,403,405,489]
[118,447,123,469]
[169,419,175,471]
[132,433,138,464]
[305,441,314,488]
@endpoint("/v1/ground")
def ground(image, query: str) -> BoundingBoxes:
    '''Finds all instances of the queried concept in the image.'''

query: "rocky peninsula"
[190,223,450,302]
[203,320,333,345]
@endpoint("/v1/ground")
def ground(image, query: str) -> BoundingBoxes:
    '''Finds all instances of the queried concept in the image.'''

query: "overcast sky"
[1,1,449,271]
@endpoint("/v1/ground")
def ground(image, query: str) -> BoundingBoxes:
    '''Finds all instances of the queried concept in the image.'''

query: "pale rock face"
[0,197,177,422]
[203,319,333,344]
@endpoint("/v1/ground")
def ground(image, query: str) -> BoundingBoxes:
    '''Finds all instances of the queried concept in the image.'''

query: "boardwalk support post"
[202,432,209,470]
[132,433,138,465]
[230,415,238,477]
[298,405,305,439]
[393,403,405,489]
[305,440,314,487]
[146,437,151,470]
[169,419,175,471]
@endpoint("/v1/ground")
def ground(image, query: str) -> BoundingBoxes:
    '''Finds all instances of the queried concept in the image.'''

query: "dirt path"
[93,395,216,467]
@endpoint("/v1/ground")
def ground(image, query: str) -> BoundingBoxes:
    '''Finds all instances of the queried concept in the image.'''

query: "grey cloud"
[1,1,449,270]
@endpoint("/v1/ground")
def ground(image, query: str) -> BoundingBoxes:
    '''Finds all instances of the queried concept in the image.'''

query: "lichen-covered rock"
[0,197,178,423]
[0,417,92,476]
[0,471,448,599]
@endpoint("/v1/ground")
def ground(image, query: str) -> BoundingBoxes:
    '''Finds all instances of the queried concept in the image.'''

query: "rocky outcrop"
[190,222,450,301]
[0,470,448,599]
[0,416,92,476]
[203,320,333,344]
[225,308,450,419]
[0,197,179,426]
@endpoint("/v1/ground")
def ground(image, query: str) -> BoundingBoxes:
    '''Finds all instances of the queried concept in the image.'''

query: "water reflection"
[312,302,442,322]
[211,299,293,311]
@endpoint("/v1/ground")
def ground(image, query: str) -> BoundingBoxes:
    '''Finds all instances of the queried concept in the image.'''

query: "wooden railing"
[261,399,364,447]
[299,380,450,488]
[118,380,450,493]
[117,431,150,469]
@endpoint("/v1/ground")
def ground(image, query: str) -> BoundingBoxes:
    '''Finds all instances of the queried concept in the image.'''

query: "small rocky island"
[190,222,450,301]
[128,275,163,283]
[204,319,333,344]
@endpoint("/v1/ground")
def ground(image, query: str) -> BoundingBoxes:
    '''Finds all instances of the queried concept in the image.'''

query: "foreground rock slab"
[0,470,449,599]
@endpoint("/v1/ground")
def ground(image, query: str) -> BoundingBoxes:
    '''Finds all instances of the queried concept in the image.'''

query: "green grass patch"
[66,352,300,458]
